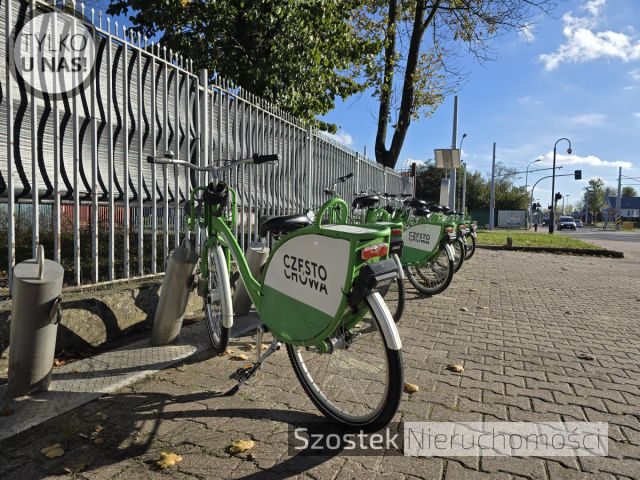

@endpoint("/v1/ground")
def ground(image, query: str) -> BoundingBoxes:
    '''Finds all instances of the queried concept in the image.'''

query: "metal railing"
[0,0,412,288]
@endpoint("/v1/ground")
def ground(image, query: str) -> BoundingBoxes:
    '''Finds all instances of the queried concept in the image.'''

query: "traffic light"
[555,192,563,201]
[574,170,582,180]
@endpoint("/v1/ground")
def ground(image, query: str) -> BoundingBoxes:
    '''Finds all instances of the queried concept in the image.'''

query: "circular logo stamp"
[12,11,96,96]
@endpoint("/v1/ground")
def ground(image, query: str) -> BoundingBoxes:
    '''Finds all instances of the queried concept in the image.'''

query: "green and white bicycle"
[148,153,404,429]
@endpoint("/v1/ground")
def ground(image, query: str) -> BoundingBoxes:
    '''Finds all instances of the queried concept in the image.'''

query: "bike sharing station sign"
[401,223,443,264]
[11,11,96,97]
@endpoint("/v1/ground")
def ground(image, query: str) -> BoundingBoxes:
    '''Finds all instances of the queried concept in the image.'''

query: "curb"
[477,244,624,258]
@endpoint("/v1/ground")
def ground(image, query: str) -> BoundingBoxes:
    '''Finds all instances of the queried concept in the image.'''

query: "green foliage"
[584,178,606,214]
[107,0,379,124]
[622,186,638,197]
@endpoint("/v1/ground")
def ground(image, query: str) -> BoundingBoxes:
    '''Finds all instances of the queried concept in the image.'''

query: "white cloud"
[582,0,606,16]
[624,85,635,90]
[539,1,640,71]
[566,113,608,126]
[634,112,640,119]
[538,151,632,169]
[630,68,640,80]
[327,130,353,146]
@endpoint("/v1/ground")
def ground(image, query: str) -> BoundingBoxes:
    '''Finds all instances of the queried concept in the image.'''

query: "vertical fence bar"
[199,69,208,250]
[173,53,180,248]
[106,18,115,280]
[136,32,144,275]
[90,8,98,282]
[183,64,190,242]
[72,4,81,284]
[122,25,130,279]
[151,41,157,274]
[162,46,169,267]
[6,0,15,290]
[29,0,39,257]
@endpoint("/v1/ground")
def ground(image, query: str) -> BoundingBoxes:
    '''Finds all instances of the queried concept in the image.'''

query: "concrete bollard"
[7,245,64,398]
[232,243,269,316]
[151,239,199,346]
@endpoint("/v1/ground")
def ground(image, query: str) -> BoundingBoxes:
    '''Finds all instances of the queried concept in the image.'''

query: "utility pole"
[489,142,496,230]
[616,166,622,230]
[448,96,458,211]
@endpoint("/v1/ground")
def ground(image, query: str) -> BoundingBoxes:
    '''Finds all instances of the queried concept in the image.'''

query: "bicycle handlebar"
[147,153,279,173]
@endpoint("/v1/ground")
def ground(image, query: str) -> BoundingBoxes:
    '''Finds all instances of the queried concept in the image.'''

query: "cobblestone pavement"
[1,234,640,479]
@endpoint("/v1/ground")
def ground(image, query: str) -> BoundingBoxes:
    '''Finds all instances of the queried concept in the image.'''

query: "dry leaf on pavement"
[447,363,464,373]
[228,439,255,454]
[156,452,183,469]
[0,404,14,417]
[403,383,419,394]
[63,463,86,474]
[229,354,249,361]
[41,443,65,458]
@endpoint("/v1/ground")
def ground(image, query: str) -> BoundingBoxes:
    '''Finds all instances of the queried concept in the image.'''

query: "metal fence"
[0,0,412,287]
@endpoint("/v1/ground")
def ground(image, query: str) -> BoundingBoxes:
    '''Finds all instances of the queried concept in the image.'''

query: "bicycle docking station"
[151,238,199,346]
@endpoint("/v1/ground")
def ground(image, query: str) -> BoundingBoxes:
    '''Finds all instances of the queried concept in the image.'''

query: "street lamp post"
[563,194,571,214]
[459,133,468,212]
[549,138,573,234]
[524,158,542,229]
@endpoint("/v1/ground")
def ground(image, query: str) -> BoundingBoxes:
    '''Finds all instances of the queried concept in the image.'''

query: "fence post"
[6,0,15,292]
[307,124,313,208]
[355,153,361,197]
[199,69,209,249]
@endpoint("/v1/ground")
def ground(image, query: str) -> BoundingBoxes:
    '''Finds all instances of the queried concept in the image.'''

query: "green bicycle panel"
[260,233,353,344]
[401,223,444,264]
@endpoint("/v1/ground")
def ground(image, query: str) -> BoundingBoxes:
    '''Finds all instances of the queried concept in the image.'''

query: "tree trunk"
[375,0,441,169]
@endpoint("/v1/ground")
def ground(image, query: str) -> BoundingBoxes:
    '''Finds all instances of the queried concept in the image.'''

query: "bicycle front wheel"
[287,292,403,430]
[452,237,465,273]
[204,246,231,354]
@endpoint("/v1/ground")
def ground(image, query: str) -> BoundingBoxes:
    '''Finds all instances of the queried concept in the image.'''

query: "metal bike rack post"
[151,239,199,346]
[232,242,270,316]
[6,245,63,398]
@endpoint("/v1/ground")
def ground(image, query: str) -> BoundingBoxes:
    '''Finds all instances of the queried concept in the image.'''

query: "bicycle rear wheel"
[204,246,231,354]
[287,292,403,430]
[406,245,454,296]
[465,233,476,260]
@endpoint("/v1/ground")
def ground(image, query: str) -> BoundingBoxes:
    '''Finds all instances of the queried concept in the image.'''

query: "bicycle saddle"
[428,204,445,213]
[403,198,427,208]
[352,195,380,209]
[413,207,430,217]
[259,214,312,238]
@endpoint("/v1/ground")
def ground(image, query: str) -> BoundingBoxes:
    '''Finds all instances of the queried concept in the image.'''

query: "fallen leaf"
[242,343,256,351]
[447,363,465,373]
[41,443,65,458]
[403,383,419,394]
[63,462,86,474]
[0,405,14,417]
[220,349,236,356]
[93,438,104,445]
[53,358,65,367]
[230,354,249,361]
[95,425,104,433]
[228,440,255,455]
[577,353,595,361]
[156,452,183,469]
[460,307,468,312]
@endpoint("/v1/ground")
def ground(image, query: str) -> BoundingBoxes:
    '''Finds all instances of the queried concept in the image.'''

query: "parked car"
[558,216,577,230]
[575,219,584,228]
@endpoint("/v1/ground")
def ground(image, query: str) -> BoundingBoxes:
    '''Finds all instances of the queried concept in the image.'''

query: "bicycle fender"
[366,292,402,351]
[391,253,405,281]
[213,245,234,328]
[444,243,455,262]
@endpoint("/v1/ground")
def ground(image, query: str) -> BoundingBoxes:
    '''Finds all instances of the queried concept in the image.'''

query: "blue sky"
[320,0,640,209]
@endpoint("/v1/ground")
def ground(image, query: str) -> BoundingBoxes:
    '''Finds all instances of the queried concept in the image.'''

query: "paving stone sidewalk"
[1,233,639,479]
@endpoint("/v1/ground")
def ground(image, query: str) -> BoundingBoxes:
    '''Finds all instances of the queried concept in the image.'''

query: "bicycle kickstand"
[224,328,281,396]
